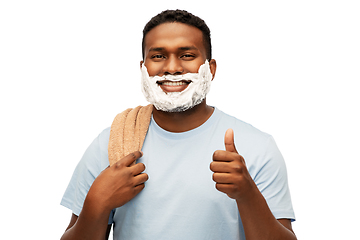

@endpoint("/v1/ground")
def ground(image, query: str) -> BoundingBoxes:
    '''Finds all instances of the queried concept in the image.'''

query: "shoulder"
[97,127,111,150]
[215,108,272,143]
[74,127,111,175]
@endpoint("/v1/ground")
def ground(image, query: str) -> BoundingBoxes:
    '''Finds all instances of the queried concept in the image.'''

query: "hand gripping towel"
[108,104,153,166]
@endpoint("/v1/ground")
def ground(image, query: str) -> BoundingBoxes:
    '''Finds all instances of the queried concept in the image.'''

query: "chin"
[157,98,205,113]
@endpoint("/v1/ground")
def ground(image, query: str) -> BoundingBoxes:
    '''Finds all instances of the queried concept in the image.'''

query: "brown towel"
[108,104,153,166]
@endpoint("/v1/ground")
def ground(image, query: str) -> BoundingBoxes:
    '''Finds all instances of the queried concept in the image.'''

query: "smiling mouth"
[157,80,191,92]
[157,80,191,86]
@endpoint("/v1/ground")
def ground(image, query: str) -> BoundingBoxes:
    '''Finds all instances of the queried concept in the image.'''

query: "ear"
[140,60,144,70]
[209,59,217,80]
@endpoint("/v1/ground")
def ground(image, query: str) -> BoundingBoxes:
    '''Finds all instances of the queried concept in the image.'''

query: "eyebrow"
[179,46,198,51]
[148,46,199,52]
[148,47,165,52]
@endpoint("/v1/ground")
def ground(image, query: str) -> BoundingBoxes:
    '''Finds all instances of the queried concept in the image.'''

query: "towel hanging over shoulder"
[108,104,153,166]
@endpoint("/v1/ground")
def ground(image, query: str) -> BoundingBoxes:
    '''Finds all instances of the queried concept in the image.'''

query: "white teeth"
[161,81,187,86]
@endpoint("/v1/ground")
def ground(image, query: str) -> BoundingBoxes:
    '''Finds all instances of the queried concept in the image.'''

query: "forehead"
[144,22,206,55]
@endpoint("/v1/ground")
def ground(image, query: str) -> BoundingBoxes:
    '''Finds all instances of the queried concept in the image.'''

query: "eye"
[180,54,196,60]
[151,54,165,60]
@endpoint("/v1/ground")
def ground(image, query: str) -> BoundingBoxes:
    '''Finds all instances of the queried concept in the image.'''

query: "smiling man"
[60,10,296,240]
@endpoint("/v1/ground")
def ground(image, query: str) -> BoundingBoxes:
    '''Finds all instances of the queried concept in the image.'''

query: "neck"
[152,100,214,133]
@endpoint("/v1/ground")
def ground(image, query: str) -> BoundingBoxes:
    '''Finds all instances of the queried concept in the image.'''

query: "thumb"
[224,128,238,153]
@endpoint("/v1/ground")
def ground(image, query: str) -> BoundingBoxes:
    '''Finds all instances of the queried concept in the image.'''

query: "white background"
[1,0,359,239]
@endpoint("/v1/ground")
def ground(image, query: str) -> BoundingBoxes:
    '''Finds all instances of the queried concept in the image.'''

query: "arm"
[235,184,296,240]
[210,129,296,240]
[61,214,112,240]
[67,214,112,238]
[61,151,148,240]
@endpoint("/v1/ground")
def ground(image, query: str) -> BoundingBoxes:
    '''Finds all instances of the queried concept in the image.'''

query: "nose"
[163,55,183,75]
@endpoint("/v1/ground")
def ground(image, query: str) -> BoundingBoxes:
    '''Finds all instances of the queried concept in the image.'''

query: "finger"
[116,151,143,167]
[212,172,232,184]
[130,162,146,176]
[224,128,238,153]
[210,161,231,173]
[133,173,149,186]
[213,150,240,162]
[215,183,234,194]
[133,183,145,194]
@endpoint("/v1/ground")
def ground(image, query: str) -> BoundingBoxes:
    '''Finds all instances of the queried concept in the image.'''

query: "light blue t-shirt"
[61,107,295,240]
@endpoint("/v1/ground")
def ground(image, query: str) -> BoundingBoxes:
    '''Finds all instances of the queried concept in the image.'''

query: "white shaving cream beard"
[141,60,213,112]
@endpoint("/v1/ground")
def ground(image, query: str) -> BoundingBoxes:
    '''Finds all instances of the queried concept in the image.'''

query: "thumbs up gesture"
[210,129,256,201]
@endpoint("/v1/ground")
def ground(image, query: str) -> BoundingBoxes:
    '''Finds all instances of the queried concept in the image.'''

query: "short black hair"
[142,9,212,60]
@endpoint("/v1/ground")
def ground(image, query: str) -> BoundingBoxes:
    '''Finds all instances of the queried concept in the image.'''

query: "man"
[60,10,296,240]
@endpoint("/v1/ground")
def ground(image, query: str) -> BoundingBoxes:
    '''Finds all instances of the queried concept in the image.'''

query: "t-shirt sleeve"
[60,129,114,224]
[252,136,296,221]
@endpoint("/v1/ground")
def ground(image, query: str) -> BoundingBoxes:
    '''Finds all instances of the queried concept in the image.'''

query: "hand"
[210,129,256,201]
[86,151,148,212]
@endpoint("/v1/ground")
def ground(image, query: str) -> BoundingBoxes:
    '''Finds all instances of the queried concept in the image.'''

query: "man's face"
[143,22,208,93]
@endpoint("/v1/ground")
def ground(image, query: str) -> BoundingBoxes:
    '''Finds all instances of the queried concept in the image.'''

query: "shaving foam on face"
[141,60,213,112]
